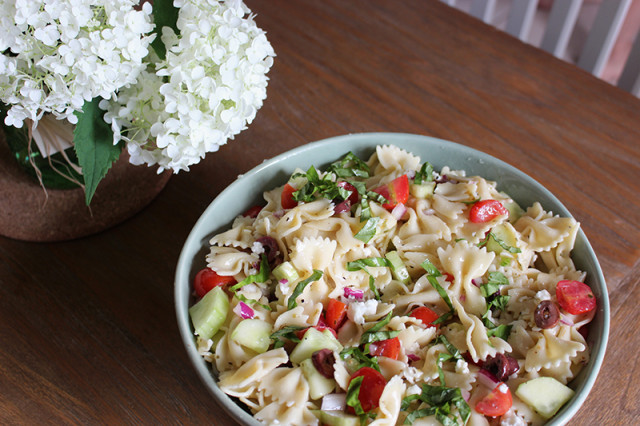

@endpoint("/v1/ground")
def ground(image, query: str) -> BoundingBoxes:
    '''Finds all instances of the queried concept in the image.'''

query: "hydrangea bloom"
[0,0,155,128]
[103,0,276,173]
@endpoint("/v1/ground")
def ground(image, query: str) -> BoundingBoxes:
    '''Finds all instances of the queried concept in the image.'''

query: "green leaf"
[346,376,366,415]
[346,257,390,271]
[487,323,512,340]
[414,162,434,184]
[150,0,180,60]
[287,270,323,310]
[420,258,442,278]
[368,275,381,300]
[73,98,122,205]
[340,346,381,372]
[327,151,370,178]
[230,255,270,291]
[269,325,306,348]
[360,312,393,344]
[355,217,380,242]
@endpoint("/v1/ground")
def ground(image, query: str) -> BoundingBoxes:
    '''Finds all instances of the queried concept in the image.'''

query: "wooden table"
[1,0,638,424]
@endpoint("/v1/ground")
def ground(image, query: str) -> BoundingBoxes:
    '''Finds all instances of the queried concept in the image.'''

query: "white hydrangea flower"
[0,0,155,128]
[103,0,275,173]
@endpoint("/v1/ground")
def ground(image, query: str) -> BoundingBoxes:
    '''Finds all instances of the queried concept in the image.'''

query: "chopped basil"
[360,311,393,343]
[360,329,400,345]
[480,271,512,340]
[287,270,323,310]
[346,257,391,271]
[486,323,512,340]
[327,151,370,178]
[269,325,306,348]
[478,232,521,253]
[421,259,454,315]
[292,165,345,203]
[368,275,381,300]
[402,383,470,425]
[340,346,381,372]
[414,162,434,184]
[230,255,270,291]
[346,375,366,415]
[432,335,463,386]
[354,217,380,242]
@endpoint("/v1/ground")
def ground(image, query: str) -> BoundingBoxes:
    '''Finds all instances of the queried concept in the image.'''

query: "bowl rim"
[175,132,610,426]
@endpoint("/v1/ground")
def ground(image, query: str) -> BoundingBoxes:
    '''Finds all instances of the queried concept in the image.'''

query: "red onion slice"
[477,369,500,390]
[233,301,255,319]
[344,287,364,300]
[407,353,421,362]
[471,277,483,287]
[559,313,574,326]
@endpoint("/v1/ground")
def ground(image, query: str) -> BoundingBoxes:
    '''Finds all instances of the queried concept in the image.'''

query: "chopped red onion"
[471,277,483,287]
[477,369,500,390]
[233,301,255,319]
[273,209,285,219]
[391,203,407,220]
[407,353,420,362]
[560,313,574,326]
[279,279,288,285]
[461,389,471,402]
[321,393,346,411]
[344,287,364,300]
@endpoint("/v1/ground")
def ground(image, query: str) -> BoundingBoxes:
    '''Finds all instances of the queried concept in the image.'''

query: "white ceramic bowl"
[175,133,609,425]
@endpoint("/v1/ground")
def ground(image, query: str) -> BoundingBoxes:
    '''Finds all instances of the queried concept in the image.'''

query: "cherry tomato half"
[369,337,401,360]
[337,181,359,206]
[475,384,513,417]
[194,268,236,298]
[409,306,439,329]
[325,298,348,330]
[372,174,409,210]
[348,367,387,413]
[556,280,597,314]
[281,183,298,209]
[469,200,509,223]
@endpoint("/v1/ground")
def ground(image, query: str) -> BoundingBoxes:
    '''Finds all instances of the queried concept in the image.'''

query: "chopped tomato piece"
[325,298,348,330]
[475,384,513,417]
[556,280,597,314]
[444,272,454,282]
[347,367,387,413]
[369,337,401,360]
[469,200,509,223]
[372,174,409,210]
[409,306,439,329]
[242,205,263,218]
[281,183,298,209]
[337,181,359,205]
[193,268,236,298]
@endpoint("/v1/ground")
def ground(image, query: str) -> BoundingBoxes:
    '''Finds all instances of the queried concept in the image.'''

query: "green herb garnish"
[414,162,434,184]
[230,255,270,291]
[402,383,471,425]
[340,346,381,372]
[287,270,323,310]
[269,325,306,348]
[354,217,380,243]
[327,151,370,178]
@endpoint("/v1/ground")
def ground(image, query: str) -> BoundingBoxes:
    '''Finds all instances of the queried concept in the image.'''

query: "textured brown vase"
[0,130,171,242]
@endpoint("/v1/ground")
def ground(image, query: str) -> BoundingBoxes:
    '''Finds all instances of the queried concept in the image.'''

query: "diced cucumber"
[502,197,524,223]
[273,261,300,283]
[410,182,436,199]
[385,250,410,284]
[516,377,575,419]
[311,410,359,426]
[486,223,518,254]
[290,328,343,364]
[301,358,336,400]
[189,286,229,340]
[231,318,272,353]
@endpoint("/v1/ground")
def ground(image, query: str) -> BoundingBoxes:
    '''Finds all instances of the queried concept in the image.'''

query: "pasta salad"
[189,144,596,425]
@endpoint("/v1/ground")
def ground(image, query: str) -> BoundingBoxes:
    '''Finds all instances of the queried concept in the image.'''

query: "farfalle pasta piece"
[275,198,335,241]
[218,348,288,398]
[523,329,585,382]
[371,144,421,178]
[254,367,318,425]
[370,376,406,426]
[514,202,575,251]
[289,237,337,273]
[206,246,259,277]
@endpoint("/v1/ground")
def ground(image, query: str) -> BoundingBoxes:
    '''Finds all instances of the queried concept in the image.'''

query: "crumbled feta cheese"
[277,279,290,296]
[406,385,422,396]
[536,289,551,301]
[251,241,265,255]
[403,366,423,384]
[347,299,379,324]
[498,383,509,393]
[500,409,528,426]
[455,358,470,374]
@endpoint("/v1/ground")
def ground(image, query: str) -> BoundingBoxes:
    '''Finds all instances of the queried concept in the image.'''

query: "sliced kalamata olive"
[483,353,519,381]
[311,348,336,379]
[534,300,560,329]
[255,236,283,268]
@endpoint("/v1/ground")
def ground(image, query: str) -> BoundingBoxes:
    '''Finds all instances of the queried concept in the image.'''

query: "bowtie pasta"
[189,144,595,426]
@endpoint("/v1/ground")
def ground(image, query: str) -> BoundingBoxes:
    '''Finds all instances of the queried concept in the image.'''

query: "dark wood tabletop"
[1,0,639,424]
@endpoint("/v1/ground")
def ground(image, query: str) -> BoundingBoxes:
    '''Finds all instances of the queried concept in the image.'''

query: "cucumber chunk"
[410,182,436,199]
[231,318,272,353]
[189,286,229,340]
[486,223,518,254]
[385,250,410,284]
[503,198,524,223]
[311,410,359,426]
[290,328,343,364]
[301,358,336,400]
[515,377,575,419]
[273,261,300,283]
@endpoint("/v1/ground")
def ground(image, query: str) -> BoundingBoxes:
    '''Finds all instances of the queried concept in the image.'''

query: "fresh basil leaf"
[487,323,512,340]
[346,257,390,271]
[354,217,380,243]
[402,384,470,426]
[427,275,453,312]
[269,325,306,348]
[435,335,462,360]
[287,270,323,310]
[369,275,381,300]
[404,407,436,425]
[230,255,270,291]
[346,376,366,415]
[480,281,500,298]
[420,258,442,278]
[361,311,393,339]
[487,271,508,287]
[414,162,434,184]
[340,347,381,372]
[360,330,401,344]
[327,152,370,178]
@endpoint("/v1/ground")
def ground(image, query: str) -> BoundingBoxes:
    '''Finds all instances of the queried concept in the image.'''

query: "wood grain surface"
[1,0,638,424]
